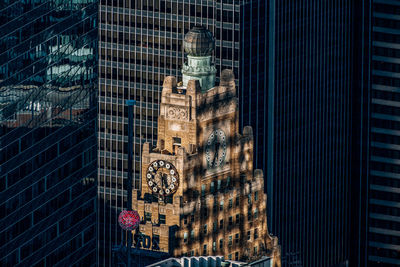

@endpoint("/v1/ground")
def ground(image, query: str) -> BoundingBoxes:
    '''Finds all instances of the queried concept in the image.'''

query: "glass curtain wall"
[0,0,98,266]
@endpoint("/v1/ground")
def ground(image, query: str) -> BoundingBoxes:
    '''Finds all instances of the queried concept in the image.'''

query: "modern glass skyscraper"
[98,0,268,265]
[266,1,353,266]
[353,0,400,266]
[0,1,97,266]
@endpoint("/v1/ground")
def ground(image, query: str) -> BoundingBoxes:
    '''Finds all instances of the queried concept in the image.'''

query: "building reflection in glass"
[0,1,97,266]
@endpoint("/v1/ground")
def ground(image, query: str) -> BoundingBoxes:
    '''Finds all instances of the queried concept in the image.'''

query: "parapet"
[243,126,253,138]
[162,76,177,95]
[219,69,236,91]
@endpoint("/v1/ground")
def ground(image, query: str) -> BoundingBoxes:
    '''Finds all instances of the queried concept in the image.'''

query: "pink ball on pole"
[118,210,140,231]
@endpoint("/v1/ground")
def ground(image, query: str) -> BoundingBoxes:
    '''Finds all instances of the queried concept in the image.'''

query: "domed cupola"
[182,26,217,92]
[183,26,215,56]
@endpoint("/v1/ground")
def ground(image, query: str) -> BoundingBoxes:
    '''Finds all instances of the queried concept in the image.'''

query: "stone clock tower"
[132,27,280,265]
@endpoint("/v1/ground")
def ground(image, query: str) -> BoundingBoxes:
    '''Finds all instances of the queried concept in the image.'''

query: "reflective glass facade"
[354,0,400,266]
[267,1,352,266]
[98,0,268,265]
[0,0,97,266]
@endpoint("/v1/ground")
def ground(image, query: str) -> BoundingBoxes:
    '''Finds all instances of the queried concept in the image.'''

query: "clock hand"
[213,141,220,166]
[162,173,168,189]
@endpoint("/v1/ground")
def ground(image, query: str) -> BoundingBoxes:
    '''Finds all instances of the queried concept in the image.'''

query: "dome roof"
[184,26,215,56]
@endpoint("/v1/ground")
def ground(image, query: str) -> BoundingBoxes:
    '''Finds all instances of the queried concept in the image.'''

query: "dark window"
[145,212,151,222]
[159,214,166,224]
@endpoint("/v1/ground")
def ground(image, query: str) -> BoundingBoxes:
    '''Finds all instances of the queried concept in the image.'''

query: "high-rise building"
[99,1,355,266]
[353,0,400,266]
[98,1,268,265]
[0,1,97,266]
[132,27,280,265]
[266,1,353,266]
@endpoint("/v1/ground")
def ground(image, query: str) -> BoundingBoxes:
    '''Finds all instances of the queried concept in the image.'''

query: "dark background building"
[352,0,400,266]
[0,0,97,266]
[266,1,353,266]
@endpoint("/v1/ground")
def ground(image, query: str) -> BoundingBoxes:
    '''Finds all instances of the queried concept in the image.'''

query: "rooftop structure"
[147,256,272,267]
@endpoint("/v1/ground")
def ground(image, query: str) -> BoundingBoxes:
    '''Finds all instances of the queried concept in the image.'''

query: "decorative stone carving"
[166,106,188,120]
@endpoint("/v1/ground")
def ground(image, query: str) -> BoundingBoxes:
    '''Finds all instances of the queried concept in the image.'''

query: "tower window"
[254,228,258,239]
[159,214,166,224]
[203,244,207,255]
[191,230,195,239]
[184,232,188,243]
[173,137,181,145]
[145,212,152,222]
[173,137,182,154]
[202,206,208,217]
[201,184,206,197]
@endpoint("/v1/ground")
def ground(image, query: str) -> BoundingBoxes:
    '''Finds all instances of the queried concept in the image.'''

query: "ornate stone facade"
[131,28,280,265]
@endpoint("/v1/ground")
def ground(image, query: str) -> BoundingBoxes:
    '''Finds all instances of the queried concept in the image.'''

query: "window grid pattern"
[366,0,400,265]
[270,1,352,266]
[0,0,98,266]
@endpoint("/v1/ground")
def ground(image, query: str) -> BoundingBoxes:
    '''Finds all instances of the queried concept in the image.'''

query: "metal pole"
[125,99,136,266]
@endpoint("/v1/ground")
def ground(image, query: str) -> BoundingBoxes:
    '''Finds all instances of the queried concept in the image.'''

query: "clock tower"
[132,27,280,265]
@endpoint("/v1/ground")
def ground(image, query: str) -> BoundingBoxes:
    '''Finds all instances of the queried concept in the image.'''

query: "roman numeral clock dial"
[205,129,227,169]
[146,160,179,197]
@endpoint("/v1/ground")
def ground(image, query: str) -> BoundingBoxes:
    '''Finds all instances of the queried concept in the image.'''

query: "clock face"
[205,129,227,169]
[146,160,179,196]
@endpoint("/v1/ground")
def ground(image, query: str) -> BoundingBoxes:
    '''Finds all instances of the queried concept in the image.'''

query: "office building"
[266,1,353,266]
[132,27,280,264]
[98,1,268,265]
[353,0,400,266]
[0,0,97,266]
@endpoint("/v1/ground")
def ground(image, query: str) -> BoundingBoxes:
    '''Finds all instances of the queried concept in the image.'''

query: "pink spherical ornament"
[118,210,140,231]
